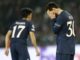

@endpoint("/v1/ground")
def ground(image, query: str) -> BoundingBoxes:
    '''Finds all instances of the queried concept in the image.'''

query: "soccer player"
[46,2,76,60]
[4,8,40,60]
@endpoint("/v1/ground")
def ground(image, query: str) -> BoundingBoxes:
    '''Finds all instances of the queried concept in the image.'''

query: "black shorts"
[10,44,30,60]
[56,53,74,60]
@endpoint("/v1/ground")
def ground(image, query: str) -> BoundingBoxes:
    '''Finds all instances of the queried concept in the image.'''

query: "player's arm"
[5,30,11,49]
[28,23,40,56]
[51,16,66,34]
[51,22,62,34]
[5,30,12,56]
[29,31,40,56]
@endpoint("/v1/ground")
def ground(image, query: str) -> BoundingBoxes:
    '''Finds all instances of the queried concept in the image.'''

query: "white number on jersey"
[66,21,75,37]
[12,25,25,38]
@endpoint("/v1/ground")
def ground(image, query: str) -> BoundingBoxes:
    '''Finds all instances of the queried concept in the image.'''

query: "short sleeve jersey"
[9,19,35,45]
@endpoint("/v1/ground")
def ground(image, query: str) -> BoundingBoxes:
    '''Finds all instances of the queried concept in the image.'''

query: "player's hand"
[36,49,40,56]
[5,49,9,56]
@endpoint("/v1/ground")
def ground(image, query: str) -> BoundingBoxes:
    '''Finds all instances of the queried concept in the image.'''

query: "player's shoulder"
[64,11,73,19]
[27,21,33,27]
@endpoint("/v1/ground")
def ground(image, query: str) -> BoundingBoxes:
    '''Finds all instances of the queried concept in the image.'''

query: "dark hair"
[46,2,59,11]
[21,8,32,18]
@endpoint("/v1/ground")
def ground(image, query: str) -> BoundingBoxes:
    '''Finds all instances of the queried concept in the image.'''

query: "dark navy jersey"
[9,19,35,45]
[51,11,75,54]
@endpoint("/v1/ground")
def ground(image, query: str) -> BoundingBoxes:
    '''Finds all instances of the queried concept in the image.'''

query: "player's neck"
[22,18,31,21]
[57,9,63,15]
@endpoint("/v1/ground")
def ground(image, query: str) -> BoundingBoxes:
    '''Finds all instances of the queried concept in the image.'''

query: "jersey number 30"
[12,25,25,38]
[66,21,75,37]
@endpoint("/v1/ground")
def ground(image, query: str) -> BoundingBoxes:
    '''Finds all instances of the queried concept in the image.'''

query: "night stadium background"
[0,0,80,60]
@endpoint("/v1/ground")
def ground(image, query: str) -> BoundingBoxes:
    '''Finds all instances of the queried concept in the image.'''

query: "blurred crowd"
[0,0,80,47]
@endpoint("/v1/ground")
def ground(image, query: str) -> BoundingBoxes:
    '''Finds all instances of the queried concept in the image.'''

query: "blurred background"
[0,0,80,47]
[0,0,80,60]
